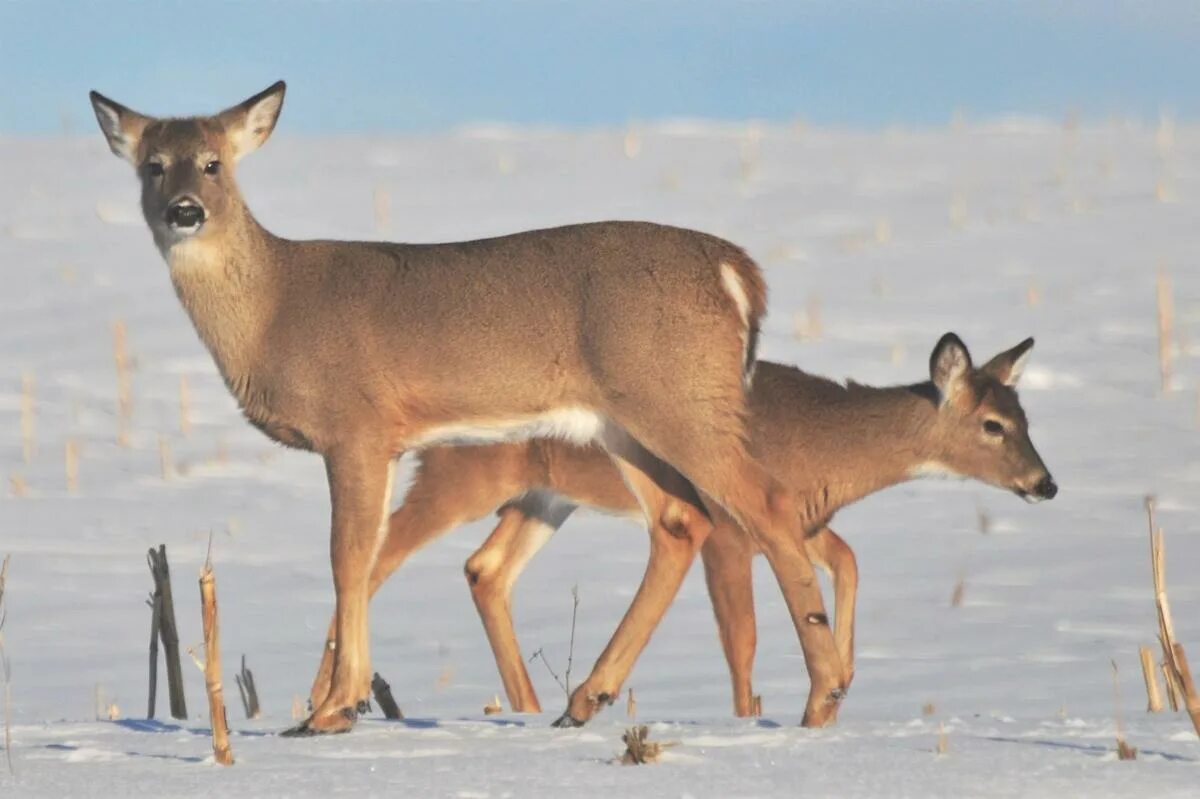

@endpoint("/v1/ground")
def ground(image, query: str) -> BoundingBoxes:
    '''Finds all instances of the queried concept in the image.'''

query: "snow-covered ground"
[2,118,1198,796]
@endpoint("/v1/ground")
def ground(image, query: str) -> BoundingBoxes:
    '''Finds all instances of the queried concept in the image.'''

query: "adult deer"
[89,81,846,733]
[308,335,1056,717]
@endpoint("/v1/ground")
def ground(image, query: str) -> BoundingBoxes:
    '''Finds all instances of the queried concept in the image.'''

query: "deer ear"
[982,337,1034,387]
[89,91,151,165]
[930,332,972,406]
[218,81,286,161]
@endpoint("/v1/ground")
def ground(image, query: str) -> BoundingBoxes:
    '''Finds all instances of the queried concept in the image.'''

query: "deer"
[89,81,849,735]
[307,334,1056,718]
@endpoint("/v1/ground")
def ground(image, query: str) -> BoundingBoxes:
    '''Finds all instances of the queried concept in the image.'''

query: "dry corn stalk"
[112,320,132,446]
[950,576,966,608]
[483,694,502,715]
[619,725,676,765]
[626,688,636,719]
[65,439,78,492]
[20,372,34,464]
[1140,646,1164,713]
[1156,271,1173,394]
[199,548,234,765]
[1146,496,1200,739]
[159,436,174,480]
[179,376,191,436]
[9,475,28,498]
[1171,643,1200,738]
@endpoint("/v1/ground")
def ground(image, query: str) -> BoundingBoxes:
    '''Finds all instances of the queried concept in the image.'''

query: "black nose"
[166,201,205,228]
[1034,475,1058,500]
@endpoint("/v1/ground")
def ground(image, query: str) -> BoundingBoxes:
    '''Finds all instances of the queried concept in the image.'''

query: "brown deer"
[308,335,1055,718]
[89,81,847,734]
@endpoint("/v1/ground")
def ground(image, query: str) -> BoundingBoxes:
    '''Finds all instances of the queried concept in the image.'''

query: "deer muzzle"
[165,197,206,233]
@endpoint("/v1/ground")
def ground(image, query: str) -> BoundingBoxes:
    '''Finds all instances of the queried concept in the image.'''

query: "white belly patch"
[410,407,605,449]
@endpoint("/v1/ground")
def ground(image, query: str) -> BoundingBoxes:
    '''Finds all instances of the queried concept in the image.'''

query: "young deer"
[90,81,847,734]
[308,334,1055,718]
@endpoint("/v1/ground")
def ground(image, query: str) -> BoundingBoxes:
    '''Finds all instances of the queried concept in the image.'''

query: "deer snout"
[1032,475,1057,500]
[1016,474,1057,503]
[165,197,206,232]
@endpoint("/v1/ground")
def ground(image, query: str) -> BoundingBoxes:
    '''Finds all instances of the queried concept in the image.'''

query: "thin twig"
[1112,660,1137,759]
[528,648,567,696]
[566,585,579,694]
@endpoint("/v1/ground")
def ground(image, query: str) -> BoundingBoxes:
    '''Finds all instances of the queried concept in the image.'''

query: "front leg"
[287,446,394,736]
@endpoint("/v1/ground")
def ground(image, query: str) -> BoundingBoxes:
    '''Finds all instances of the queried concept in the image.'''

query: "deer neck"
[791,381,942,526]
[159,201,281,391]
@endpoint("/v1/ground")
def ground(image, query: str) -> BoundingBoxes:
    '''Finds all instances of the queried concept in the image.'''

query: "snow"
[2,118,1199,795]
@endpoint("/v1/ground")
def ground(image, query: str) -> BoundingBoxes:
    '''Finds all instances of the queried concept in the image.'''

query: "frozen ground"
[1,118,1198,796]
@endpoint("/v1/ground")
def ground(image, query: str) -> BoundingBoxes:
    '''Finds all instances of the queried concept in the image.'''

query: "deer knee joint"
[659,503,711,546]
[805,612,829,626]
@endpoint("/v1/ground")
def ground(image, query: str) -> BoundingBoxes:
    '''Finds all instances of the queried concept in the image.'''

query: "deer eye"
[204,160,221,175]
[146,161,165,177]
[983,419,1005,436]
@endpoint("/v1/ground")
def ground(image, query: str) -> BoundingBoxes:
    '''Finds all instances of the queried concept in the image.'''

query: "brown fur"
[90,82,847,732]
[307,338,1053,718]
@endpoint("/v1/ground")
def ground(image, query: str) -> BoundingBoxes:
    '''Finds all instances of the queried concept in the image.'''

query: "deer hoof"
[281,706,359,737]
[551,712,586,728]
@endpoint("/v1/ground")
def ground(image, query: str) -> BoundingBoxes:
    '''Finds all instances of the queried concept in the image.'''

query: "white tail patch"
[719,261,755,385]
[719,262,751,327]
[410,407,604,450]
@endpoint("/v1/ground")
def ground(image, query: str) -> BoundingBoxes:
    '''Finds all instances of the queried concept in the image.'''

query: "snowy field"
[2,118,1199,796]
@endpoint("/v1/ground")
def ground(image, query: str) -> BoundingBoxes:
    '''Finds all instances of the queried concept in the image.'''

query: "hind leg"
[554,426,713,726]
[701,516,758,716]
[465,493,576,712]
[612,411,847,727]
[806,526,858,688]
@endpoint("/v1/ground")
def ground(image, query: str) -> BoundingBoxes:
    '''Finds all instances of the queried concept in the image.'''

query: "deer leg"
[553,427,712,726]
[614,418,846,728]
[465,492,576,713]
[288,447,394,736]
[806,525,858,689]
[309,451,525,710]
[700,519,758,717]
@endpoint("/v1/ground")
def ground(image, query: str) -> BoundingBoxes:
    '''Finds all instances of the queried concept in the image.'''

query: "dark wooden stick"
[146,592,161,719]
[147,545,187,719]
[199,552,233,765]
[371,672,403,720]
[235,655,262,720]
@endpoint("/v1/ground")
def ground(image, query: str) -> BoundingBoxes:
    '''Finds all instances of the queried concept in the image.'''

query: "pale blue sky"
[1,1,1197,134]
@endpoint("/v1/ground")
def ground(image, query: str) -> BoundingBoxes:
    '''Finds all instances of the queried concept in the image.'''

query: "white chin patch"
[1020,492,1044,505]
[169,222,203,237]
